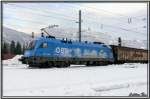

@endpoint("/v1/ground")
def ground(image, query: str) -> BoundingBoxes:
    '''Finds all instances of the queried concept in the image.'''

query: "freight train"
[19,34,148,68]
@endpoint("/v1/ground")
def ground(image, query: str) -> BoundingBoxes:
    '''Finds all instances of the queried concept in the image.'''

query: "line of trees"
[2,40,26,55]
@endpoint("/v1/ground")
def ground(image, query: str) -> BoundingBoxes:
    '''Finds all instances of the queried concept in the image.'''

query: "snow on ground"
[2,55,148,96]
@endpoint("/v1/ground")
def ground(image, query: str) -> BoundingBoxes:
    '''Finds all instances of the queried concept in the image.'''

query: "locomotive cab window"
[40,42,48,48]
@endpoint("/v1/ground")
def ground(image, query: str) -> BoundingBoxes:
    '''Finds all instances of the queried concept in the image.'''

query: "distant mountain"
[3,27,32,46]
[3,26,147,50]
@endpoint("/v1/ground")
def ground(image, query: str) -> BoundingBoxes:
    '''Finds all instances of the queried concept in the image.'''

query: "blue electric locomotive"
[20,35,114,68]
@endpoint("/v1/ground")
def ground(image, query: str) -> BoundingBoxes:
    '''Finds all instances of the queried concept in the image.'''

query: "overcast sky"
[3,2,147,39]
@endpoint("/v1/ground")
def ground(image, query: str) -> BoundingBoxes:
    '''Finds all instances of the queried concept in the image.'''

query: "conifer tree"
[10,40,16,54]
[3,42,9,54]
[16,41,22,54]
[22,44,26,54]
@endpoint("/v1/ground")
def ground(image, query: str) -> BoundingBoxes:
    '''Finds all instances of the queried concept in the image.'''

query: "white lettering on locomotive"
[55,47,72,57]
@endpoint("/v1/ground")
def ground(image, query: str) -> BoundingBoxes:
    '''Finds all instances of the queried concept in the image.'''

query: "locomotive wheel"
[39,63,46,68]
[64,62,70,67]
[55,62,62,68]
[55,62,70,68]
[60,62,65,68]
[48,62,54,67]
[87,61,97,66]
[39,62,51,68]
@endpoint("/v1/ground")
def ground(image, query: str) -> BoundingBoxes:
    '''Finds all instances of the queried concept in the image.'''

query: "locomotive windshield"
[28,40,35,50]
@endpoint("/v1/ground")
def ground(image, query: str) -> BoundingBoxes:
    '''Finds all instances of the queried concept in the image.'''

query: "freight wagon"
[110,45,148,64]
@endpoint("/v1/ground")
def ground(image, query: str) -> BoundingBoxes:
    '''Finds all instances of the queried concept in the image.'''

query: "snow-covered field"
[2,55,148,96]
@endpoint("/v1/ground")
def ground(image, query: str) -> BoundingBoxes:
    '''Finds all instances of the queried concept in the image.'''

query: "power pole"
[79,10,81,42]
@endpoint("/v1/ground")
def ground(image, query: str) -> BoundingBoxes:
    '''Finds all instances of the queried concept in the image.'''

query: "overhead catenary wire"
[5,14,145,37]
[6,3,77,22]
[85,6,144,21]
[8,3,145,28]
[83,16,146,35]
[67,4,145,22]
[4,3,147,37]
[5,11,145,36]
[6,3,145,28]
[67,4,147,31]
[4,6,77,31]
[4,16,48,25]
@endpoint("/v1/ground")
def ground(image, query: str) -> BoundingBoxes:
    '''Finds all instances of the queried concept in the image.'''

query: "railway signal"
[31,32,34,38]
[118,37,122,47]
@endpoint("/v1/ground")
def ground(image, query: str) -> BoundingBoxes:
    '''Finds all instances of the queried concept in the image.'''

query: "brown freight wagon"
[110,45,148,64]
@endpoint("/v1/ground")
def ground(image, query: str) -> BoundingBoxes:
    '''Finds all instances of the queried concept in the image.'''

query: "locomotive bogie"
[23,56,112,68]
